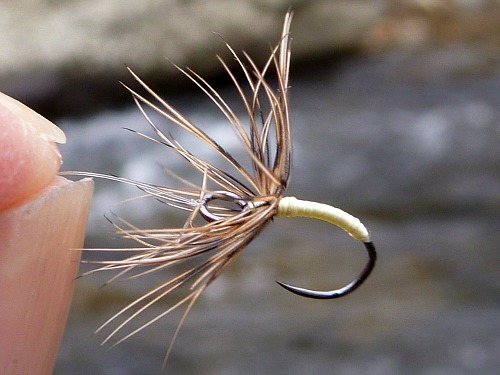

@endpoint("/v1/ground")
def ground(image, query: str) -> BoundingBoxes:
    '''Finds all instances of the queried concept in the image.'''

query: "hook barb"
[276,241,377,299]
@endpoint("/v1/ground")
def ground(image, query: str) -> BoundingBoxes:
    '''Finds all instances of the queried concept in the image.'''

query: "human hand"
[0,92,93,375]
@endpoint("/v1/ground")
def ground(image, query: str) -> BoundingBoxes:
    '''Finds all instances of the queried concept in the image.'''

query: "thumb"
[0,92,93,375]
[0,92,66,210]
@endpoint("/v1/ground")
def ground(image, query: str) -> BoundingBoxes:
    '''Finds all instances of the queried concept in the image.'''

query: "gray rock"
[1,0,498,113]
[0,0,383,104]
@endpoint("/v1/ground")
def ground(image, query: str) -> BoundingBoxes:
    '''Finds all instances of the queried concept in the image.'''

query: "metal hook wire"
[200,192,377,299]
[199,191,250,222]
[275,241,377,299]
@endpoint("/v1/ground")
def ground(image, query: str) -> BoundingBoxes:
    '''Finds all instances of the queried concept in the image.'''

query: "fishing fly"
[68,10,376,369]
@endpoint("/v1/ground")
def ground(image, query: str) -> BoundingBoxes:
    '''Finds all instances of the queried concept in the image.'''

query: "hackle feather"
[68,11,294,367]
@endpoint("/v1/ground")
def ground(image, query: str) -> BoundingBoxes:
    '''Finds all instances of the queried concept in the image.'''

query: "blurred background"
[2,1,499,374]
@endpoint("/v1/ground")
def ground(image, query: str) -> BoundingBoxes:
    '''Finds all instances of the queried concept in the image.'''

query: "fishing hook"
[200,193,377,300]
[276,196,376,299]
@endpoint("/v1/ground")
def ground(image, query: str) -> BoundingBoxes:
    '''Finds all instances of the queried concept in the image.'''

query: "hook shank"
[277,197,370,242]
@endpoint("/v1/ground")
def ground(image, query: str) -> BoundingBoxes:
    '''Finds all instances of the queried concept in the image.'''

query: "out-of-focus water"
[56,51,499,375]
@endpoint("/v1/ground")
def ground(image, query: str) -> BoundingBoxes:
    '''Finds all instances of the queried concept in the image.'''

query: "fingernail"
[0,92,66,144]
[0,92,66,210]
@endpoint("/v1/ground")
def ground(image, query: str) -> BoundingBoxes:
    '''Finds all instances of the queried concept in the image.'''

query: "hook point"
[276,241,376,300]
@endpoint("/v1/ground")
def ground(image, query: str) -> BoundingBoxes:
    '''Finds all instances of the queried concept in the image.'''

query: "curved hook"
[276,196,377,299]
[275,241,376,299]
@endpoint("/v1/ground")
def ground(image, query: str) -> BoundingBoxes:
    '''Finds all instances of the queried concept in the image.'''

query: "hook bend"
[276,197,377,299]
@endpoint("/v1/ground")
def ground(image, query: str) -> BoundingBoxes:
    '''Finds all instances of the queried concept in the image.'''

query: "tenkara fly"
[66,10,376,370]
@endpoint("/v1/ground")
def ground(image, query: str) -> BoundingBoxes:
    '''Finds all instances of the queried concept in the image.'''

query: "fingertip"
[0,93,65,210]
[0,177,94,374]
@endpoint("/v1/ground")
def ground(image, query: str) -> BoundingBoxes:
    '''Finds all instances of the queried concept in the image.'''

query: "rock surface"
[0,0,382,107]
[1,0,498,115]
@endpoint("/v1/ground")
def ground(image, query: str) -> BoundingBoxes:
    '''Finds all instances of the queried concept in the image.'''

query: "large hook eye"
[275,241,376,299]
[199,191,249,222]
